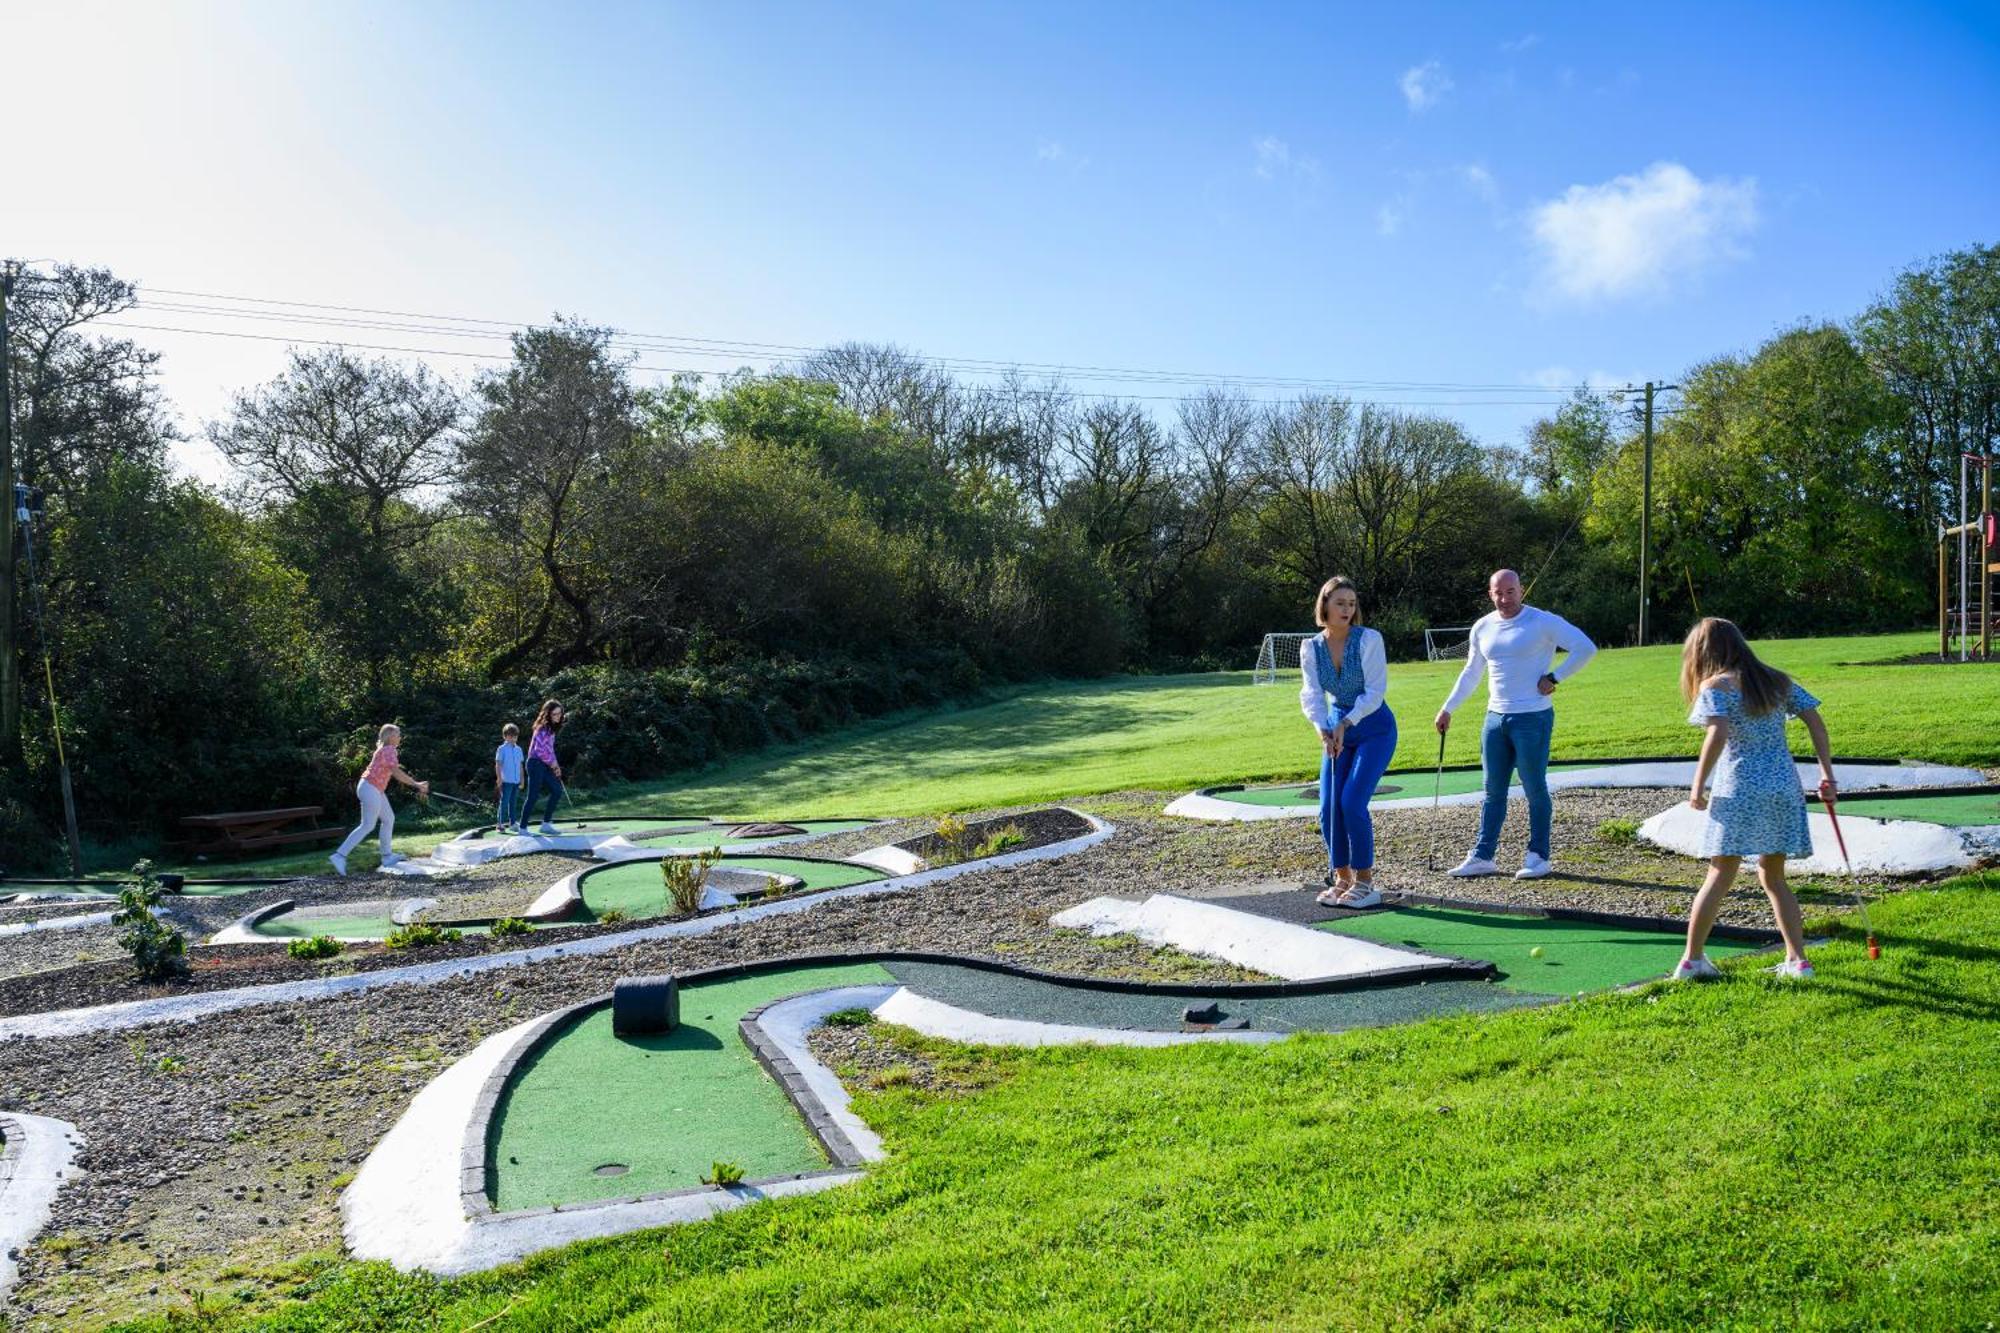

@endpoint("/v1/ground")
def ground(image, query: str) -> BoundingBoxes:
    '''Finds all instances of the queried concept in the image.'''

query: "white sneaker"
[1515,853,1553,880]
[537,822,560,835]
[1670,957,1721,981]
[1770,959,1815,981]
[379,852,405,867]
[1445,854,1500,877]
[328,852,347,878]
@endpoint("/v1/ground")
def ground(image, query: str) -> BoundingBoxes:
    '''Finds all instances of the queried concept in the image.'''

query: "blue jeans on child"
[1475,708,1555,861]
[497,781,521,829]
[1318,706,1398,871]
[521,758,564,827]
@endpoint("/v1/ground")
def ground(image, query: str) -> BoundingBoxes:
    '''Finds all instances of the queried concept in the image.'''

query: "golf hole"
[593,1163,631,1177]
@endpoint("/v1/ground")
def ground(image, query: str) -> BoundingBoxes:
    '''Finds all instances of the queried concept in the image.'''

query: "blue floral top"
[1312,632,1367,712]
[1688,678,1821,857]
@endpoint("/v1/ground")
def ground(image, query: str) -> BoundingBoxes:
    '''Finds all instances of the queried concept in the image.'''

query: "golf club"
[422,789,489,813]
[1821,794,1881,959]
[1427,728,1447,872]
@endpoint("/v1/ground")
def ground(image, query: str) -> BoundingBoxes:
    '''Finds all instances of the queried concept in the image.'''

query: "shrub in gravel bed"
[662,849,719,917]
[1598,817,1641,844]
[112,862,187,982]
[383,923,462,950]
[286,935,344,960]
[490,917,532,938]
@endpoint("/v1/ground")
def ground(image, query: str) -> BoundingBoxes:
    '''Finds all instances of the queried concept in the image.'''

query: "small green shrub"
[156,1054,185,1075]
[971,823,1027,859]
[1597,817,1640,844]
[597,907,630,926]
[287,935,345,960]
[823,1008,876,1029]
[929,814,973,866]
[489,917,533,938]
[383,922,463,950]
[662,848,721,918]
[112,860,187,982]
[702,1161,745,1187]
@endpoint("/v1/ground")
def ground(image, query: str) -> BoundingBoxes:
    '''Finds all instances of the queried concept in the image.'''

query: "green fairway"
[632,819,877,848]
[249,909,433,940]
[1831,792,2000,826]
[1218,761,1606,807]
[488,963,894,1211]
[575,856,888,922]
[583,632,1999,818]
[1320,905,1763,995]
[161,877,2000,1330]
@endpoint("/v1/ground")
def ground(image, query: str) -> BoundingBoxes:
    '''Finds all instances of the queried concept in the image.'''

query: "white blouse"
[1298,626,1389,732]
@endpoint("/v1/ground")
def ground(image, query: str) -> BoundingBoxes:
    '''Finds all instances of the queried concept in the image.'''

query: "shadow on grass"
[1804,921,2000,1023]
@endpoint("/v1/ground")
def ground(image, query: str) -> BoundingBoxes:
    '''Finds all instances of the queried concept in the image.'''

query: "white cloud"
[1252,136,1320,183]
[1528,366,1638,392]
[1399,61,1453,112]
[1458,163,1499,204]
[1528,162,1758,303]
[1500,33,1541,54]
[1376,197,1408,236]
[1036,140,1089,171]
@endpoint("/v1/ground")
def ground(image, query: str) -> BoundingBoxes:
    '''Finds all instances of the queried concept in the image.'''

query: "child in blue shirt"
[494,723,525,833]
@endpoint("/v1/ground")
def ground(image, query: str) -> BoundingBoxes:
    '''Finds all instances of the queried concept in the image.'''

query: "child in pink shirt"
[330,723,430,876]
[516,699,568,834]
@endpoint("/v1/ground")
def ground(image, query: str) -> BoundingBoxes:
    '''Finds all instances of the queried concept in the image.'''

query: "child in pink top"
[516,699,568,834]
[330,723,430,876]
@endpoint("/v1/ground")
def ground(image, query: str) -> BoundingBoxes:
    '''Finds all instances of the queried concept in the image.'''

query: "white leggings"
[334,780,394,860]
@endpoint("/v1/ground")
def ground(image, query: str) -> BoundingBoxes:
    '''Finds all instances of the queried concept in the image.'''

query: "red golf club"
[1820,792,1880,959]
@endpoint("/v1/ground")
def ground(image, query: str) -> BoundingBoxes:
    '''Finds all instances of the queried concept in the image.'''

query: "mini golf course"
[1316,905,1763,995]
[1212,761,1607,808]
[488,962,895,1212]
[1815,788,2000,826]
[572,856,889,922]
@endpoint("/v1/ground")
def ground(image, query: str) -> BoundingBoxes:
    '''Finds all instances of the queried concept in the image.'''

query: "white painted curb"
[847,845,927,876]
[1168,761,1989,822]
[872,988,1282,1047]
[0,812,1114,1044]
[1639,803,1976,875]
[1050,893,1433,980]
[0,910,115,938]
[0,1111,84,1299]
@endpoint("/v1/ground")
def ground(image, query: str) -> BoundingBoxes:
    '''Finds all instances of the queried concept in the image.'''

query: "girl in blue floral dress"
[1674,618,1836,981]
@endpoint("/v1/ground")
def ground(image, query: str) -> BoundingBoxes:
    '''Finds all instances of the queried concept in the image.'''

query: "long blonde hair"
[1314,576,1364,629]
[1680,617,1789,716]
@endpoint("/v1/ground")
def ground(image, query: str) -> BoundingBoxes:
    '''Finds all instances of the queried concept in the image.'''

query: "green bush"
[662,848,721,917]
[702,1161,745,1188]
[971,823,1027,859]
[286,935,345,960]
[823,1008,876,1029]
[489,917,532,938]
[383,922,463,950]
[596,907,630,926]
[1597,817,1641,844]
[112,860,187,982]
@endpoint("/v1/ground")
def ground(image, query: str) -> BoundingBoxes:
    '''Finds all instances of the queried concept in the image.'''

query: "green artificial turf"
[1831,792,2000,827]
[633,819,876,848]
[138,876,2000,1331]
[1319,905,1763,995]
[575,856,887,922]
[488,963,894,1211]
[1218,761,1606,807]
[249,910,410,940]
[575,632,1999,818]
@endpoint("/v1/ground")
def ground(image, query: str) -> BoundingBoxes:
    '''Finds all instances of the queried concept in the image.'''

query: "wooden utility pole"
[0,265,18,761]
[1634,382,1677,647]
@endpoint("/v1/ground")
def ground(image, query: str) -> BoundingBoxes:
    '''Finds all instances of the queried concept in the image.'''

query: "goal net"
[1423,625,1476,661]
[1252,632,1317,685]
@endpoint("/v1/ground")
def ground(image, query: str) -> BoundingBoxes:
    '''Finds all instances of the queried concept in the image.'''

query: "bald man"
[1433,569,1597,879]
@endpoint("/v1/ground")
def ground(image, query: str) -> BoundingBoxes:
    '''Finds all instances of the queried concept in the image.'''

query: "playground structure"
[1938,451,1995,660]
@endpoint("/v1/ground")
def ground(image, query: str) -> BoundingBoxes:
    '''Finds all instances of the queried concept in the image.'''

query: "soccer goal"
[1423,625,1476,661]
[1252,632,1317,684]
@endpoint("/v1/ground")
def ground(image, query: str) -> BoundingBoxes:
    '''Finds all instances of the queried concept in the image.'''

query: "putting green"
[1830,793,2000,827]
[488,962,894,1211]
[464,816,712,839]
[1219,762,1604,807]
[575,856,888,922]
[249,909,466,940]
[1318,906,1762,995]
[632,819,877,848]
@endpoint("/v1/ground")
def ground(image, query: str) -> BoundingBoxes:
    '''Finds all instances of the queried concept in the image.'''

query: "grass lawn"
[119,874,2000,1330]
[583,631,1999,818]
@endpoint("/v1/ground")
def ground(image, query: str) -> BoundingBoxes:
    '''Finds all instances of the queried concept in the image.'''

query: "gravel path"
[0,787,1914,1328]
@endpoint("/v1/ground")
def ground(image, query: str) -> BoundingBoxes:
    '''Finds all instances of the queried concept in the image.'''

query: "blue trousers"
[521,757,564,826]
[1476,709,1555,860]
[1318,707,1398,871]
[497,781,521,828]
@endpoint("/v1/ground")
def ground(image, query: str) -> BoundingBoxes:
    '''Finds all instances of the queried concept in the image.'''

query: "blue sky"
[6,1,1996,478]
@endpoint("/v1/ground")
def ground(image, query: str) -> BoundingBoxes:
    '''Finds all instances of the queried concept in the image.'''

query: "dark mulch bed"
[895,806,1092,861]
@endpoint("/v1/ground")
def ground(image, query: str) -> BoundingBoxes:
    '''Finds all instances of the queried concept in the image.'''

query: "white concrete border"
[1166,761,1988,822]
[0,910,115,939]
[846,845,926,876]
[1050,893,1434,980]
[750,985,903,1162]
[0,1111,84,1299]
[1638,803,1980,875]
[0,811,1114,1043]
[871,987,1282,1047]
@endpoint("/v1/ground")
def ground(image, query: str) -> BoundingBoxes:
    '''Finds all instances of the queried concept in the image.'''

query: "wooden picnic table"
[176,806,343,857]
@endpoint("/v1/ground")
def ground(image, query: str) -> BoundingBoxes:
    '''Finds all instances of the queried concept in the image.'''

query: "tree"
[457,319,642,674]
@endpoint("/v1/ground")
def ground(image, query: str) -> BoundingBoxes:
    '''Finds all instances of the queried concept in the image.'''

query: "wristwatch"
[1540,673,1558,689]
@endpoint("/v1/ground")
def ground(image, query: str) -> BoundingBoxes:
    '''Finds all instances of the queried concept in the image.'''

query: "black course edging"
[1217,886,1784,945]
[740,998,872,1169]
[1199,753,1915,798]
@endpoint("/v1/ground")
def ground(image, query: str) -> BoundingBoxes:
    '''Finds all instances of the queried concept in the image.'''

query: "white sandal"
[1315,885,1351,907]
[1338,885,1384,909]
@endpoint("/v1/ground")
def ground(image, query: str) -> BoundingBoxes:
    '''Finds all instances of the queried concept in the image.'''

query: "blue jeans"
[521,758,564,826]
[1476,709,1555,861]
[497,781,521,828]
[1318,706,1398,871]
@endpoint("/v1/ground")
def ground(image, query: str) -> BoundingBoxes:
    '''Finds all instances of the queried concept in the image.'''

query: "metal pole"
[1939,528,1949,659]
[18,501,82,875]
[1983,454,1993,661]
[1638,381,1654,648]
[0,266,18,760]
[1960,453,1970,662]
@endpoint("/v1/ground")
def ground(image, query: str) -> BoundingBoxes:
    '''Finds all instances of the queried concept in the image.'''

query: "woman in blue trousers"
[1300,576,1397,908]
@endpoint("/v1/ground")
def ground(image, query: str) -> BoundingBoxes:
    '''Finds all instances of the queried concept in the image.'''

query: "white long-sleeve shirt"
[1299,626,1389,732]
[1440,605,1597,716]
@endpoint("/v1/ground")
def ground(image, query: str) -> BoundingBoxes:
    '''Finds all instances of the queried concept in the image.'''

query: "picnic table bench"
[176,806,343,858]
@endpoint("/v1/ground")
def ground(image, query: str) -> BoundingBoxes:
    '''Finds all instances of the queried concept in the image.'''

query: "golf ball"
[1528,946,1545,959]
